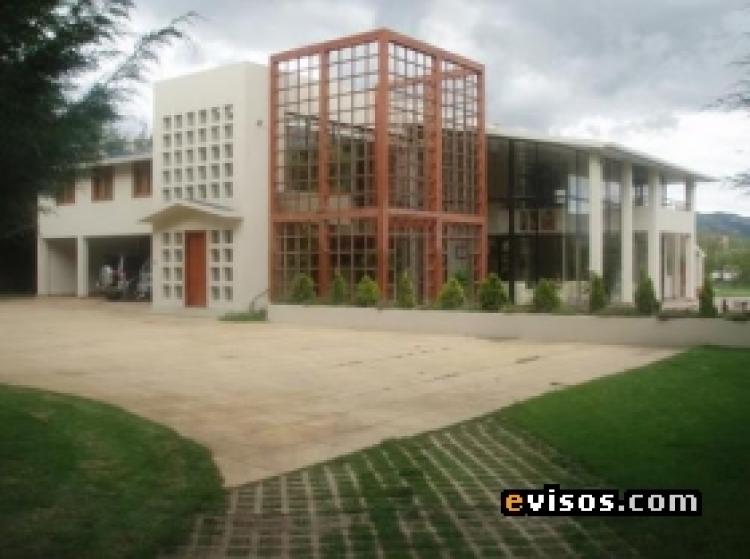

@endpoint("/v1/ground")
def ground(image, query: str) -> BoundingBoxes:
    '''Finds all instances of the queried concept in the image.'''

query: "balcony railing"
[661,198,689,211]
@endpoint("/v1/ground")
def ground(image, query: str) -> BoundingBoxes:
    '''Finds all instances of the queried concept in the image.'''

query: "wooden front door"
[185,231,207,307]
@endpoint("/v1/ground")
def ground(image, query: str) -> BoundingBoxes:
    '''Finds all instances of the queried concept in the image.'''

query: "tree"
[699,276,718,317]
[588,271,607,313]
[532,279,561,313]
[290,273,315,303]
[330,270,347,305]
[354,275,379,307]
[395,271,416,309]
[477,273,507,311]
[0,1,194,240]
[634,271,660,315]
[437,277,465,310]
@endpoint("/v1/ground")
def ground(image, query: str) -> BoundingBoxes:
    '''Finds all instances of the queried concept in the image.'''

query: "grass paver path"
[166,417,634,558]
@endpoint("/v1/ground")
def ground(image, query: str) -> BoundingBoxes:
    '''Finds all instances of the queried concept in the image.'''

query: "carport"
[86,235,151,296]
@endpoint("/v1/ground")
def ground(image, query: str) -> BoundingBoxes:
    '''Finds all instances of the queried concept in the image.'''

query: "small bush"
[478,273,507,311]
[219,309,267,322]
[589,271,607,313]
[635,271,659,315]
[330,271,347,305]
[699,276,718,317]
[354,275,380,307]
[532,279,561,313]
[452,269,470,292]
[437,277,465,310]
[396,271,416,309]
[290,273,316,304]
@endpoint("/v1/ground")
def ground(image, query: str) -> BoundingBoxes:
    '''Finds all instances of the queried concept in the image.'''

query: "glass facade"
[487,137,590,303]
[270,30,485,302]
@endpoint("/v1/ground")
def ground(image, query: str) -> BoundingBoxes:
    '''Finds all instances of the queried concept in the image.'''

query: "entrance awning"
[140,200,242,225]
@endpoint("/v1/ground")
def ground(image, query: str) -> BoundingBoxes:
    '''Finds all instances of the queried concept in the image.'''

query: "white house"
[38,62,269,312]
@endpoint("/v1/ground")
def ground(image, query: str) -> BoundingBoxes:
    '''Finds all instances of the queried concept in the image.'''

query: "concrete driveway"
[0,298,677,486]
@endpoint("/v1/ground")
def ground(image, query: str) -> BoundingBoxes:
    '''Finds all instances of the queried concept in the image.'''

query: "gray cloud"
[131,0,750,132]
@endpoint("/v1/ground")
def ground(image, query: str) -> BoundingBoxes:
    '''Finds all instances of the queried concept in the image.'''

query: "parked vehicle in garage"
[98,255,151,301]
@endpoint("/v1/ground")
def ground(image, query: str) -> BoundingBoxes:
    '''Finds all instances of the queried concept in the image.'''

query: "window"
[212,107,221,121]
[223,181,233,197]
[132,160,152,197]
[56,181,75,205]
[92,166,114,201]
[224,104,233,120]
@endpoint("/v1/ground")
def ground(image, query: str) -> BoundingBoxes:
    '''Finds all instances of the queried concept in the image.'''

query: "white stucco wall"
[269,304,750,348]
[43,238,77,295]
[150,62,269,312]
[38,161,152,239]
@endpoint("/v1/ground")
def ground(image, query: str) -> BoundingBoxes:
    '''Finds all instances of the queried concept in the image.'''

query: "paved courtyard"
[0,298,676,487]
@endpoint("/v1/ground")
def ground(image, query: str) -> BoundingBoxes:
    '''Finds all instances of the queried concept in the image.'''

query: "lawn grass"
[499,346,750,558]
[0,384,224,559]
[714,283,750,297]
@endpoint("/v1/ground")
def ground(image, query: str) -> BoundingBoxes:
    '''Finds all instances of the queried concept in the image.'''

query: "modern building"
[37,29,712,311]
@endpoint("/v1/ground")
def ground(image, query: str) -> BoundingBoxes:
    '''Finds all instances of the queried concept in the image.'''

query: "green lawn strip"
[714,284,750,297]
[0,384,224,559]
[497,346,750,558]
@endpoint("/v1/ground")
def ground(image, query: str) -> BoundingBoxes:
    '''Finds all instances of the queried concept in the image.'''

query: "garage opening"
[87,235,151,300]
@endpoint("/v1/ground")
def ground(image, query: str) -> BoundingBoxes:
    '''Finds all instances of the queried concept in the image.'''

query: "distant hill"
[697,212,750,238]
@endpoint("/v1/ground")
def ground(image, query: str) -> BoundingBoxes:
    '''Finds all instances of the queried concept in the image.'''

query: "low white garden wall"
[268,304,750,348]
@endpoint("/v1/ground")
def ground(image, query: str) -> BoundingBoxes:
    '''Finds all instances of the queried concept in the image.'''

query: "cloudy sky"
[124,0,750,215]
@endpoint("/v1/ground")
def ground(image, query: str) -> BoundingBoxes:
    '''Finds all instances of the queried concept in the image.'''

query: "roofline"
[270,28,483,72]
[77,152,152,169]
[140,200,241,224]
[487,126,716,182]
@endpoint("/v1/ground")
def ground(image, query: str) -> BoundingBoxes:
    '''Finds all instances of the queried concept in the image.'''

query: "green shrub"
[452,269,470,291]
[354,275,380,307]
[330,271,347,305]
[396,271,416,309]
[437,277,465,310]
[219,309,267,322]
[532,279,561,313]
[290,273,316,303]
[699,276,718,317]
[589,271,607,313]
[478,273,507,311]
[634,271,659,315]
